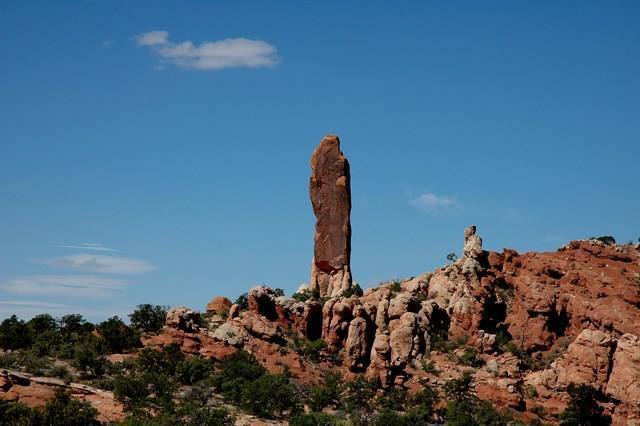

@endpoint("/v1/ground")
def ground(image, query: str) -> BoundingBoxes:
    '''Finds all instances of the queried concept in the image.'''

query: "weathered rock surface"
[147,228,640,425]
[0,369,124,423]
[206,296,232,315]
[165,306,201,333]
[309,135,352,298]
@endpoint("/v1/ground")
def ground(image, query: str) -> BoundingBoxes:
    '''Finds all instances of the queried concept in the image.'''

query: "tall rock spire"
[309,135,352,297]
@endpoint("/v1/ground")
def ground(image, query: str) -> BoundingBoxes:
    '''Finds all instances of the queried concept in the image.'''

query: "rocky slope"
[144,229,640,425]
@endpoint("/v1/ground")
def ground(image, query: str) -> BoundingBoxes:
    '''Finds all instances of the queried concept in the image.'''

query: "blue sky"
[1,1,639,321]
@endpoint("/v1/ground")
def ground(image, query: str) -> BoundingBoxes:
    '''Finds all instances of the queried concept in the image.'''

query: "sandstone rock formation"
[0,369,124,423]
[145,228,640,425]
[165,307,201,333]
[309,135,352,297]
[206,296,231,315]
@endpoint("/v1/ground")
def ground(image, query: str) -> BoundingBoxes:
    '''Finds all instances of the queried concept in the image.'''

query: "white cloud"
[0,275,127,298]
[136,30,169,46]
[410,192,461,213]
[134,30,278,71]
[54,243,117,252]
[38,254,156,275]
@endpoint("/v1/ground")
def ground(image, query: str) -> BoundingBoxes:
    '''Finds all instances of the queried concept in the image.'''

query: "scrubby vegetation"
[560,384,611,425]
[0,308,558,424]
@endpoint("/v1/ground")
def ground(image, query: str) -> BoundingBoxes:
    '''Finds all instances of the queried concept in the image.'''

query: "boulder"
[165,307,200,332]
[206,296,232,315]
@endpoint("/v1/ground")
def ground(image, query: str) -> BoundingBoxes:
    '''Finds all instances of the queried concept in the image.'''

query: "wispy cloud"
[0,275,127,298]
[0,300,69,309]
[54,243,117,252]
[38,254,155,275]
[134,30,278,71]
[410,192,461,214]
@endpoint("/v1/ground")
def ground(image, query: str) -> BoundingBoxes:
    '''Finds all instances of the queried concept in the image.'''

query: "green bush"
[308,371,343,411]
[292,288,314,302]
[0,315,32,350]
[290,412,339,426]
[26,314,57,335]
[374,410,409,426]
[235,293,249,310]
[377,387,407,411]
[341,283,363,298]
[405,384,439,423]
[0,399,42,425]
[212,350,266,404]
[98,316,141,354]
[73,343,106,378]
[176,356,214,385]
[458,347,485,367]
[343,376,375,414]
[41,389,101,426]
[240,373,300,418]
[114,375,150,413]
[129,304,168,334]
[136,344,185,376]
[50,364,72,382]
[560,384,611,425]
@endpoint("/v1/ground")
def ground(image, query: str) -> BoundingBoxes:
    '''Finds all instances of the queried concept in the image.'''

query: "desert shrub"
[98,316,141,354]
[41,388,101,426]
[405,384,439,423]
[292,288,314,302]
[114,375,150,413]
[302,339,327,363]
[532,336,573,370]
[458,347,485,367]
[593,236,616,245]
[374,410,409,426]
[377,387,407,411]
[136,344,185,376]
[30,330,63,357]
[235,293,249,310]
[240,373,300,418]
[433,333,468,354]
[524,384,539,399]
[59,314,95,338]
[274,288,286,297]
[174,383,234,426]
[211,350,266,404]
[341,283,363,298]
[389,280,402,293]
[291,412,339,426]
[0,315,32,350]
[443,374,512,425]
[420,359,439,375]
[447,252,458,263]
[129,304,168,333]
[559,384,611,425]
[308,371,343,411]
[72,338,106,378]
[50,364,72,382]
[474,400,508,426]
[26,314,57,335]
[343,376,375,414]
[176,356,214,385]
[0,399,42,424]
[445,372,474,402]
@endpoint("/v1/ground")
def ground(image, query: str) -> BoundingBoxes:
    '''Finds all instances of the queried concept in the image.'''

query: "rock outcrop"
[0,369,124,423]
[309,135,352,298]
[148,228,640,425]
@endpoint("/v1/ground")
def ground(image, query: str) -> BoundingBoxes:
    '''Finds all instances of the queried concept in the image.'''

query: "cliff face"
[147,232,640,425]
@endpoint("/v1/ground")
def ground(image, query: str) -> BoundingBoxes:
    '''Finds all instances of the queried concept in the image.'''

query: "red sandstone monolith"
[309,135,352,297]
